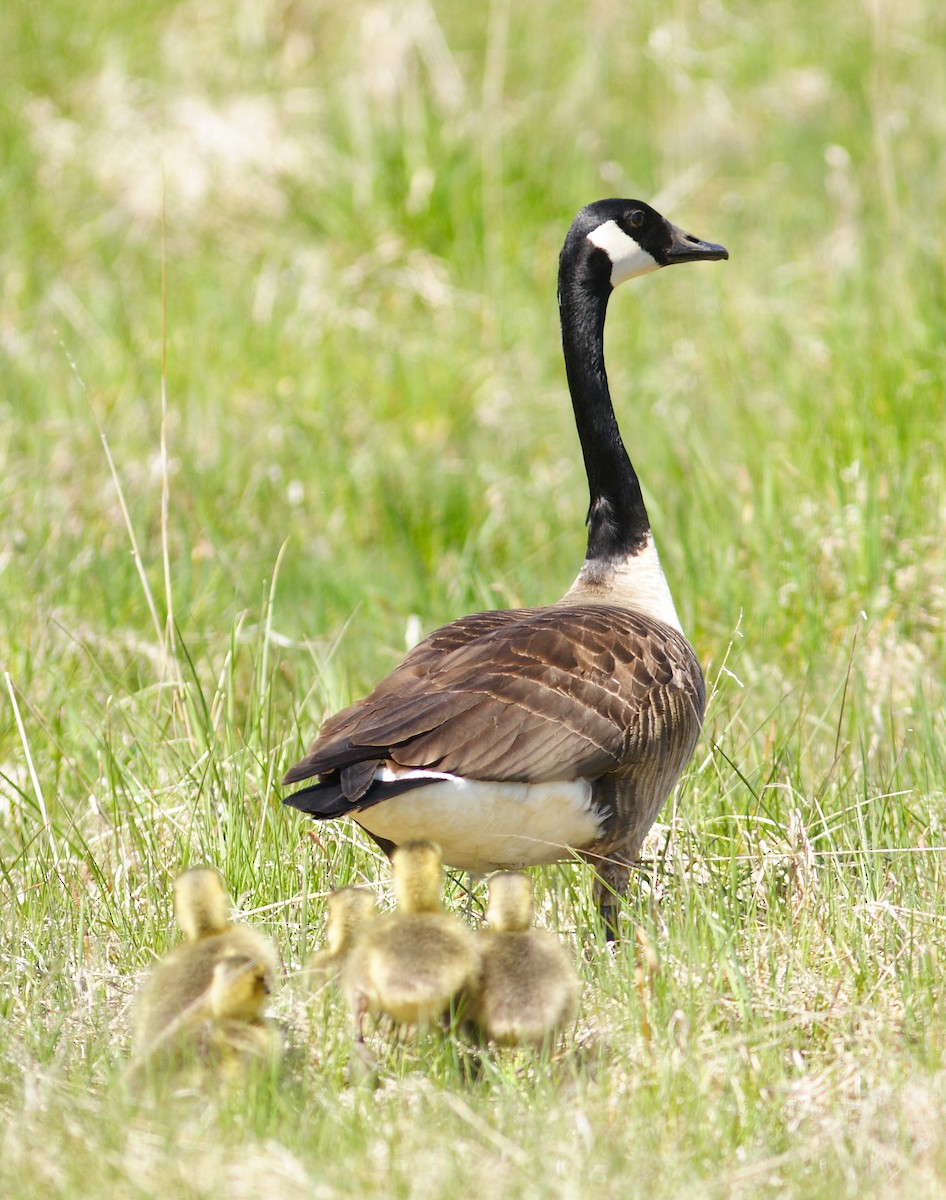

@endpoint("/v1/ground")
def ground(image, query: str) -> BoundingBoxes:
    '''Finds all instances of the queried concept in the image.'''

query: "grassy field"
[3,0,946,1194]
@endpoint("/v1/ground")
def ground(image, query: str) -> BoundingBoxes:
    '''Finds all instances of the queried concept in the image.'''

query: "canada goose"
[468,872,578,1048]
[341,840,480,1033]
[284,200,727,934]
[133,867,279,1061]
[306,886,378,989]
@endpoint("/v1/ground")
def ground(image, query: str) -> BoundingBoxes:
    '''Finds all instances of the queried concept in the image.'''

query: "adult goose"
[284,199,727,934]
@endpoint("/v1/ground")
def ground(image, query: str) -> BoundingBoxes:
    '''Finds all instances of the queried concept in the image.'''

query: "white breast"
[564,531,683,631]
[354,768,603,872]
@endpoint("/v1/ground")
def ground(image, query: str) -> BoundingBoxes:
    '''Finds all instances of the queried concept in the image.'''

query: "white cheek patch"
[587,219,660,286]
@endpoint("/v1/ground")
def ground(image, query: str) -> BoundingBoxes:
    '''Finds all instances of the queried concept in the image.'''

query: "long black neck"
[558,262,650,561]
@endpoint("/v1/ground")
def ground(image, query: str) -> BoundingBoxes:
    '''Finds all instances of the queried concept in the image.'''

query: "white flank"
[354,769,602,873]
[565,531,683,631]
[587,219,660,286]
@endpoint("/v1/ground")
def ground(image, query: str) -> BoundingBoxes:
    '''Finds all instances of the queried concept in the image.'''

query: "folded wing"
[283,604,704,815]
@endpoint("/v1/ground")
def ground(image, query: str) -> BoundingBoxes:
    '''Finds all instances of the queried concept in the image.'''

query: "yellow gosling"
[306,887,378,990]
[342,841,480,1034]
[202,953,283,1075]
[469,872,578,1047]
[132,867,279,1067]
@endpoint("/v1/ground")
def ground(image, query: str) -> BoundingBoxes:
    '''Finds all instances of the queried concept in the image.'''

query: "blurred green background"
[2,0,946,1196]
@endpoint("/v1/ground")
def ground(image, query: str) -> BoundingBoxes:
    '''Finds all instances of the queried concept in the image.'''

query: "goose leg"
[593,856,631,942]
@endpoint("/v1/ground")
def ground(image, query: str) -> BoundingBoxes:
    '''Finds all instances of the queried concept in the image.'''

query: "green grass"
[3,0,946,1194]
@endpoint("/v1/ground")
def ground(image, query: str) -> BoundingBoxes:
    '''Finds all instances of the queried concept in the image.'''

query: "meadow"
[2,0,946,1195]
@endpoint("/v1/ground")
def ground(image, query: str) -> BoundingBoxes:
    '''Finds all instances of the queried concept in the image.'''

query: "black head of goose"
[283,199,727,936]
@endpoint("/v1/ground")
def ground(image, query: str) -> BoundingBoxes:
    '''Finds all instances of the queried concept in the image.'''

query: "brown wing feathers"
[282,604,703,814]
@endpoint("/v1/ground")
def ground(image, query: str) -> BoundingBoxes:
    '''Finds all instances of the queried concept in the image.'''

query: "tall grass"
[2,0,946,1195]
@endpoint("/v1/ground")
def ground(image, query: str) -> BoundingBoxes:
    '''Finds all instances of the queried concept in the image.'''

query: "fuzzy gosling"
[469,872,578,1047]
[201,952,283,1070]
[133,867,279,1065]
[306,886,378,990]
[342,841,480,1034]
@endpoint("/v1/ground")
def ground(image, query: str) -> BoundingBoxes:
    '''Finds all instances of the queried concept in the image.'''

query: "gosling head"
[485,872,536,934]
[208,953,272,1021]
[173,866,230,941]
[390,840,444,914]
[325,886,378,954]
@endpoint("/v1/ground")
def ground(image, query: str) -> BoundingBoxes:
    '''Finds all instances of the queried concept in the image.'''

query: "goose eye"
[628,210,645,229]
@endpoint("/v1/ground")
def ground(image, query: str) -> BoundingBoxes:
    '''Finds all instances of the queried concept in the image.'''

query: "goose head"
[562,198,728,292]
